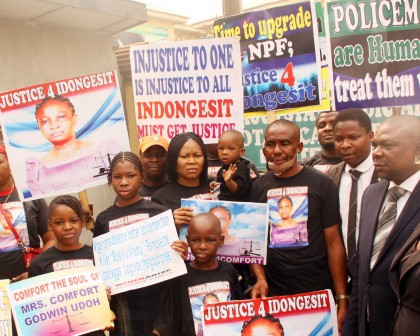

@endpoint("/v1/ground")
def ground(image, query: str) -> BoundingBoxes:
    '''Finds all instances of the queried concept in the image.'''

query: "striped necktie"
[347,169,362,276]
[370,186,406,269]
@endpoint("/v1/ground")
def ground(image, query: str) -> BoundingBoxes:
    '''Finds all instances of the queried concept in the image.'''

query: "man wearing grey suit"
[342,115,420,336]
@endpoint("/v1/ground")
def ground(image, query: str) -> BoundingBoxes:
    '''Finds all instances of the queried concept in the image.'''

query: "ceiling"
[0,0,148,34]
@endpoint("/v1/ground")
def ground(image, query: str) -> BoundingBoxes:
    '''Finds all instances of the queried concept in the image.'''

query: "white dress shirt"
[387,170,420,220]
[339,155,376,253]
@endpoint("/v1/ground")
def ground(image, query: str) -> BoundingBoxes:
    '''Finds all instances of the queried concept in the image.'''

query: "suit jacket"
[388,222,420,335]
[327,161,379,188]
[342,179,420,336]
[328,162,379,276]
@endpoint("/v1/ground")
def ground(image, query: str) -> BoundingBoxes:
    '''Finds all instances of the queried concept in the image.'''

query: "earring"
[414,155,420,165]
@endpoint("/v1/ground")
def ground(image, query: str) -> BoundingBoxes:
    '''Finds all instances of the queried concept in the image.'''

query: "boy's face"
[48,205,84,251]
[218,133,245,165]
[187,216,224,270]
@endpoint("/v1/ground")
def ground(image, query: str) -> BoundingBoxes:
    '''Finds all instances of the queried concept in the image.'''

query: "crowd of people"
[0,109,419,336]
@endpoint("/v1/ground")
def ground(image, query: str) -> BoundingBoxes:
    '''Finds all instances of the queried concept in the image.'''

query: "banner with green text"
[326,0,420,109]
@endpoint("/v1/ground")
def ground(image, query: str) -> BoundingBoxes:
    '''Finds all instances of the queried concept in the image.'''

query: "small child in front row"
[152,213,244,336]
[29,195,115,335]
[215,130,253,201]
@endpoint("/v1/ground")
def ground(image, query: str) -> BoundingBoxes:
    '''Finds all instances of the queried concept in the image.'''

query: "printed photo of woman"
[25,95,121,196]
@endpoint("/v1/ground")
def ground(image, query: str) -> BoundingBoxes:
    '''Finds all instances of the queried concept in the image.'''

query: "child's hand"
[209,181,219,192]
[171,240,188,260]
[173,207,194,226]
[222,164,237,182]
[12,272,28,282]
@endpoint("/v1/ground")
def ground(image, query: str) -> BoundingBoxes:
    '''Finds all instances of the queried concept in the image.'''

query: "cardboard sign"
[93,210,187,295]
[203,289,338,335]
[7,267,112,336]
[0,70,130,201]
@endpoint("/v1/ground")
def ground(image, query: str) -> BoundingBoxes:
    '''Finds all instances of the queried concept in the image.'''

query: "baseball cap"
[139,135,169,154]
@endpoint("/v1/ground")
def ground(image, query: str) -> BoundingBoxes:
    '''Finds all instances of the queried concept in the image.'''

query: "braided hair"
[49,195,84,221]
[278,196,293,207]
[107,151,144,184]
[166,132,208,184]
[35,95,75,118]
[241,314,284,336]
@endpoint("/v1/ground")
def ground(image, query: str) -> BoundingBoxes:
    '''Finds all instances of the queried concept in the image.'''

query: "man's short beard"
[322,142,335,151]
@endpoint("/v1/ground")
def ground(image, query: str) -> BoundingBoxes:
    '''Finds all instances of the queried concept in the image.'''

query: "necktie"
[370,186,407,269]
[347,169,362,276]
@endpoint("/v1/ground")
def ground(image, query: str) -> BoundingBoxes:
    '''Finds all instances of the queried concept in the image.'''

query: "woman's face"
[0,153,12,186]
[36,100,77,145]
[278,198,293,220]
[209,207,231,235]
[176,139,205,186]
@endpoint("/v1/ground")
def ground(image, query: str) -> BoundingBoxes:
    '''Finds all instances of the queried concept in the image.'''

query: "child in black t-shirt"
[93,151,187,335]
[215,130,252,201]
[153,213,244,336]
[29,195,115,335]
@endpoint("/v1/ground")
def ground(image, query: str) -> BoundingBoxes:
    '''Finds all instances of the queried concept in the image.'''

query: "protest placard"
[203,289,338,335]
[179,199,269,265]
[326,0,420,110]
[0,70,130,201]
[93,210,187,295]
[0,280,12,336]
[7,267,112,336]
[213,0,322,115]
[130,37,244,143]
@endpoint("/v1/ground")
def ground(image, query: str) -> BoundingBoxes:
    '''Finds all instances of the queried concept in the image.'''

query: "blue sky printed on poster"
[179,199,269,265]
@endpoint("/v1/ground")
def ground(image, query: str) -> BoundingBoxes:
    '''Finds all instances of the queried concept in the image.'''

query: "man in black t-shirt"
[250,119,348,333]
[299,110,342,173]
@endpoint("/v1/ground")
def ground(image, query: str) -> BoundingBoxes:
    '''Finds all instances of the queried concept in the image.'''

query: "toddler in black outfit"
[215,130,252,201]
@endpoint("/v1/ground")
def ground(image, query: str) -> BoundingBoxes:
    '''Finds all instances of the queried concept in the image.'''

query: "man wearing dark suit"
[342,115,420,336]
[389,222,420,335]
[327,109,379,279]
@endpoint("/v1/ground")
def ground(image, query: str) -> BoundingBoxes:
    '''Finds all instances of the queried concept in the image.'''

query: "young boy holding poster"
[152,213,244,336]
[28,195,115,335]
[93,151,187,335]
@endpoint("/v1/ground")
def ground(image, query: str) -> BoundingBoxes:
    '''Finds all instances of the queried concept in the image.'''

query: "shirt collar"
[389,170,420,193]
[345,154,373,174]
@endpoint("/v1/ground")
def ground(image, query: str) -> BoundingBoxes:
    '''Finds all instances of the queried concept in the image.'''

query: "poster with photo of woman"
[179,199,269,265]
[0,71,130,201]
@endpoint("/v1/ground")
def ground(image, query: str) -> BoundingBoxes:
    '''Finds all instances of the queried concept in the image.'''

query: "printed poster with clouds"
[0,70,130,201]
[267,186,308,248]
[179,199,269,265]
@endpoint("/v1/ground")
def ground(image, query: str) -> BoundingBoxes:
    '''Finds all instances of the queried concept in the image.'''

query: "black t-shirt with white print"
[28,245,94,277]
[94,198,168,237]
[250,166,340,296]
